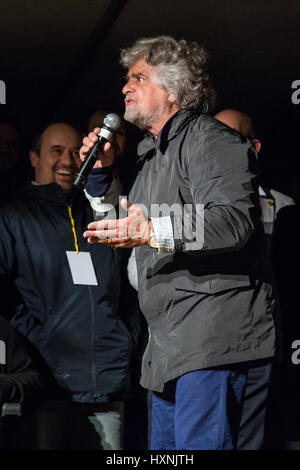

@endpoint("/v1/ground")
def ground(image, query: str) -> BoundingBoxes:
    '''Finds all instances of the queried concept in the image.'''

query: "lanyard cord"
[67,204,79,254]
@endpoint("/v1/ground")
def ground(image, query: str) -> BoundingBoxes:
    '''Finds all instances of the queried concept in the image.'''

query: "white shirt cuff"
[151,216,175,253]
[84,172,122,214]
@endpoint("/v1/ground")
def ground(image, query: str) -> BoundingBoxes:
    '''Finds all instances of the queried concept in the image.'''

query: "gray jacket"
[129,109,275,392]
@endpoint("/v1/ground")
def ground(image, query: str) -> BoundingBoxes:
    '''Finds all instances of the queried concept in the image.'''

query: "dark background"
[1,0,299,194]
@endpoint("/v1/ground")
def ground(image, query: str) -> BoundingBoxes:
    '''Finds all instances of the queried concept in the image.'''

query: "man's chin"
[54,174,75,192]
[124,111,147,130]
[123,109,135,125]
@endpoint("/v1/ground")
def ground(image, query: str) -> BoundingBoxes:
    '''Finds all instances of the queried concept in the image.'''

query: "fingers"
[120,198,142,215]
[84,229,119,239]
[103,141,112,153]
[84,229,132,245]
[82,133,98,151]
[85,236,139,248]
[86,221,98,230]
[79,128,101,161]
[120,197,132,211]
[87,219,118,231]
[84,208,150,247]
[86,236,103,244]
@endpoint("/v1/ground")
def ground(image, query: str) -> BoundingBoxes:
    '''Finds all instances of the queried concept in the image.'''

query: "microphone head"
[103,113,121,131]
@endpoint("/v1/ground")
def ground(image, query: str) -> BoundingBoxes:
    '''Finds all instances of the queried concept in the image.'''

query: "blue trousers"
[151,368,248,450]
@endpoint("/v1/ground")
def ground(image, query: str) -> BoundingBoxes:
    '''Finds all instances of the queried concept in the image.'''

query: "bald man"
[0,122,141,450]
[215,109,293,234]
[215,109,292,449]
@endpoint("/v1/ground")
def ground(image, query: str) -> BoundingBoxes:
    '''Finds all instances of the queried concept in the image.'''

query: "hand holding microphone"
[75,113,121,188]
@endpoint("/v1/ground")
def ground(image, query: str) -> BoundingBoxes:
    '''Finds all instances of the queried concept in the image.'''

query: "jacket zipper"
[67,203,98,399]
[89,285,97,399]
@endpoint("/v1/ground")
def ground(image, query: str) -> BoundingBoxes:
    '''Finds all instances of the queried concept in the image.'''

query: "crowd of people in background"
[0,35,299,451]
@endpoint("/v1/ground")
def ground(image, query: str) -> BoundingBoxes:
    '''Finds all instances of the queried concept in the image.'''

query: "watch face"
[148,234,158,248]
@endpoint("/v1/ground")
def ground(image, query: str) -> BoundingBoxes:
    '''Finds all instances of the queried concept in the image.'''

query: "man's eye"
[72,150,80,158]
[137,76,144,82]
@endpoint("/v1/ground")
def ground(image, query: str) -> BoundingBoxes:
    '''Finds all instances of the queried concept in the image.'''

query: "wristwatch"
[147,230,159,248]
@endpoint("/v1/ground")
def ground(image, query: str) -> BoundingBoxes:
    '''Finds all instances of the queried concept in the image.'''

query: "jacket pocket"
[174,273,252,294]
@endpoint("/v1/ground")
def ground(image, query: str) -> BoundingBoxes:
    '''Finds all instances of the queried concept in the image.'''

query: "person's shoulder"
[0,185,39,231]
[187,112,215,132]
[192,113,247,143]
[195,113,217,128]
[187,113,252,168]
[0,185,32,214]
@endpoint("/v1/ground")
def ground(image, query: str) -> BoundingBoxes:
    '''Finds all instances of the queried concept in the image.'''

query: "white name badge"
[66,251,98,286]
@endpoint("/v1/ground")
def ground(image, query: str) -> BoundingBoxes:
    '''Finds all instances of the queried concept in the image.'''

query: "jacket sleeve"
[171,126,261,254]
[0,212,45,407]
[84,167,123,217]
[0,323,45,407]
[0,209,23,321]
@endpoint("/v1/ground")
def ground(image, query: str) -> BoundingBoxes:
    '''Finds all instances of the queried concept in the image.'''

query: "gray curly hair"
[120,36,216,113]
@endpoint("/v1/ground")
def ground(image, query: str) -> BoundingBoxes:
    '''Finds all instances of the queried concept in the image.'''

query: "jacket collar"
[20,181,85,206]
[259,185,273,199]
[137,109,200,157]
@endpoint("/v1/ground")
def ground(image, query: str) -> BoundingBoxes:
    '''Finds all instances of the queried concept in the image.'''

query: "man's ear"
[252,138,262,153]
[168,94,176,104]
[29,150,39,169]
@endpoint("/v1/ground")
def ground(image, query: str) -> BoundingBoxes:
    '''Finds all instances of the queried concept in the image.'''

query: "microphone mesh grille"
[104,113,121,131]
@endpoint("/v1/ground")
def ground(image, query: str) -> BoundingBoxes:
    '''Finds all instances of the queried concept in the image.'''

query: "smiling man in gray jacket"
[81,36,276,450]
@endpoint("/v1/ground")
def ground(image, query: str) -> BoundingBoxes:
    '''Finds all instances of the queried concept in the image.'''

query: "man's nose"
[61,150,75,166]
[122,80,132,95]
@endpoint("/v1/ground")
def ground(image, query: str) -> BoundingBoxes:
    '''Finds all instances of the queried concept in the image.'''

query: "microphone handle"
[73,136,108,188]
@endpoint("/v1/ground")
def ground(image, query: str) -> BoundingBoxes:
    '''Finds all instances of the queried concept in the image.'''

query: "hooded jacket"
[0,183,141,403]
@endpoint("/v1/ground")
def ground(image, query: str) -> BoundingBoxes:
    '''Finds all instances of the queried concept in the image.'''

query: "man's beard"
[124,104,165,130]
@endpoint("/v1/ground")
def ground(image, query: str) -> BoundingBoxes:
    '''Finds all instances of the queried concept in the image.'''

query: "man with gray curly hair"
[120,36,215,123]
[81,36,275,450]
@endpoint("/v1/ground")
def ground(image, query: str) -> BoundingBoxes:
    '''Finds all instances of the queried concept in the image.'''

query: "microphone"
[73,113,121,188]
